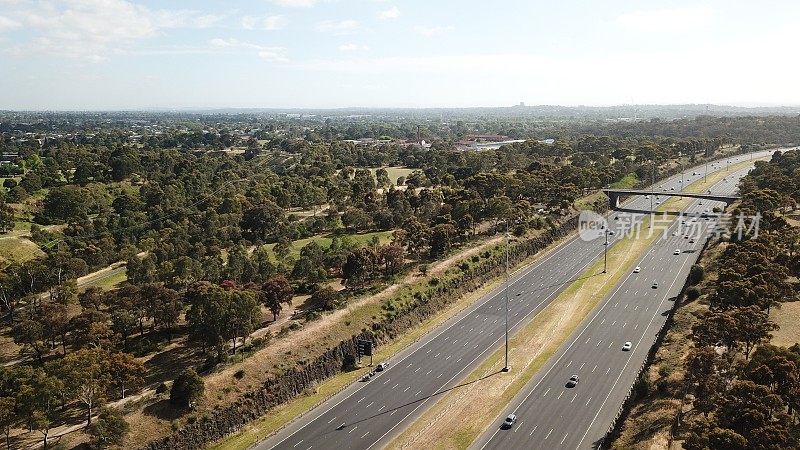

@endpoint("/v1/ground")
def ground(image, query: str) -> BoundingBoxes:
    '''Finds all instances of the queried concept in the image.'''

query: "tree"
[36,185,91,224]
[0,397,15,450]
[170,369,204,408]
[106,351,145,399]
[0,199,13,234]
[429,223,457,257]
[12,319,49,364]
[688,264,705,285]
[732,306,779,359]
[261,275,294,321]
[342,247,376,288]
[378,243,404,276]
[308,286,340,311]
[79,286,106,311]
[88,406,129,449]
[111,309,137,352]
[60,348,111,425]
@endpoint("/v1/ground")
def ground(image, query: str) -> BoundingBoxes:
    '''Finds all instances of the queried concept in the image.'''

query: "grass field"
[611,173,639,189]
[0,236,43,264]
[770,301,800,347]
[262,230,394,260]
[368,167,416,185]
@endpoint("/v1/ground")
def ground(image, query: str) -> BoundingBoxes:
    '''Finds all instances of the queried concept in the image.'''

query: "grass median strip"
[386,157,767,450]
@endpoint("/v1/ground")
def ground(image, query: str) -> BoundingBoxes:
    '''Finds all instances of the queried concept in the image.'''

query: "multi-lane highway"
[258,151,774,450]
[472,164,759,449]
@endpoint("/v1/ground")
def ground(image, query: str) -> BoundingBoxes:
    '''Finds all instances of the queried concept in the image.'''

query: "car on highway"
[376,363,387,372]
[361,374,371,382]
[670,187,675,190]
[622,342,632,351]
[501,414,517,429]
[645,195,650,199]
[633,266,641,273]
[689,239,696,244]
[699,201,703,205]
[652,281,659,289]
[566,375,580,388]
[674,249,681,255]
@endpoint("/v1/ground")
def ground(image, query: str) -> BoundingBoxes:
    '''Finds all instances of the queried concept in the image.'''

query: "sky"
[0,0,799,110]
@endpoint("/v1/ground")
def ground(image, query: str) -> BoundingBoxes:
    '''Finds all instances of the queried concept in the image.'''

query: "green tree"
[88,406,129,449]
[170,369,204,408]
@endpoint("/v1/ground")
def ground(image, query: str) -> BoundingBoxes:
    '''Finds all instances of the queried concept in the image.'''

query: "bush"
[88,406,129,449]
[686,286,701,301]
[170,369,205,408]
[233,369,245,380]
[155,382,169,396]
[687,264,705,285]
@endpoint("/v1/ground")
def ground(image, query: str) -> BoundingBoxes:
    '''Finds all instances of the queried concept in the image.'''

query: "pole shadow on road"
[333,370,505,433]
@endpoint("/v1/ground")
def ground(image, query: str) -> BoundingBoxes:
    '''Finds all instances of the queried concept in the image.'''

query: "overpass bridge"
[601,189,740,209]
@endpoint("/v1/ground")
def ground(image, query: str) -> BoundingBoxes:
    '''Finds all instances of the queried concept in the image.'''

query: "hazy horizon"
[2,1,800,110]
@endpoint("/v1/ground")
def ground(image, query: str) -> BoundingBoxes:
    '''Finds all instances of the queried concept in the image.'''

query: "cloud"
[270,0,318,7]
[0,15,21,32]
[241,14,288,30]
[208,37,288,62]
[617,6,713,33]
[2,0,227,61]
[378,6,399,20]
[316,19,358,35]
[258,49,288,62]
[338,43,369,52]
[413,25,454,37]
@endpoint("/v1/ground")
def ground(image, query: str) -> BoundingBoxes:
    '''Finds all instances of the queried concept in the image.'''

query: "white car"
[622,342,632,351]
[672,232,677,236]
[633,266,641,273]
[501,414,517,429]
[674,249,681,255]
[376,363,387,372]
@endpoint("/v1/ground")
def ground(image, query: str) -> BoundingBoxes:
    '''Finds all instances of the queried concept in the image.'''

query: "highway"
[472,163,759,449]
[257,151,774,450]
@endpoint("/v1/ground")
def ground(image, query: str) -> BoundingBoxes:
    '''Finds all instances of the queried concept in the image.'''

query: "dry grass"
[771,301,800,347]
[0,236,43,265]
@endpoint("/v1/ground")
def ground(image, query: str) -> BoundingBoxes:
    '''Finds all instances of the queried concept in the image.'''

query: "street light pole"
[502,220,510,372]
[603,228,609,273]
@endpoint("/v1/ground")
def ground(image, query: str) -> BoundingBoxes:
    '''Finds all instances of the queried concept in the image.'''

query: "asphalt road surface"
[472,163,760,450]
[258,150,776,450]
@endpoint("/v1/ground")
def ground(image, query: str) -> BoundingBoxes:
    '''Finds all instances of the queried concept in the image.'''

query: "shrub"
[88,406,129,449]
[686,286,701,301]
[234,369,245,380]
[170,369,205,408]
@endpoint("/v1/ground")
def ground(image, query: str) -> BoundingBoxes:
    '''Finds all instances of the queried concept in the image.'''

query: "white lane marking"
[596,340,602,347]
[378,405,385,412]
[415,390,421,397]
[327,417,336,424]
[361,431,370,439]
[383,378,390,385]
[557,391,564,399]
[390,410,397,416]
[357,397,364,403]
[414,367,420,373]
[560,433,569,445]
[571,393,578,403]
[545,428,553,440]
[426,370,432,376]
[612,321,616,326]
[403,386,410,393]
[566,360,572,368]
[366,402,373,408]
[606,367,611,375]
[293,439,304,447]
[586,396,592,406]
[514,421,523,433]
[623,322,627,328]
[543,387,550,397]
[578,362,585,370]
[392,383,398,389]
[348,426,357,434]
[592,365,597,373]
[530,425,538,436]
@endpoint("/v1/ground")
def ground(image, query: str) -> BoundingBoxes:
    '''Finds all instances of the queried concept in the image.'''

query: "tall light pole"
[502,220,510,372]
[603,228,609,273]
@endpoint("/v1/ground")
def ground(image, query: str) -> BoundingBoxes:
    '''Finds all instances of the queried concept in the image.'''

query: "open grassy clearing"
[368,167,416,185]
[0,236,43,264]
[770,301,800,347]
[262,230,394,260]
[611,173,639,189]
